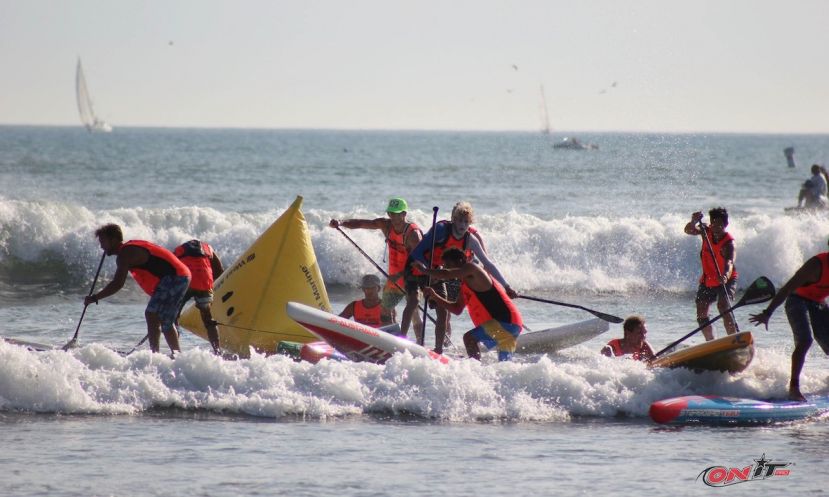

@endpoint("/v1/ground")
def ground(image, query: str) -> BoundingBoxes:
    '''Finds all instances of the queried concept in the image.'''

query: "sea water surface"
[1,126,829,496]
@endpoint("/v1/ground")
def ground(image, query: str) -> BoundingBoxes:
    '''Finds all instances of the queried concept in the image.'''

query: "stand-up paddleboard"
[650,331,754,373]
[286,301,450,365]
[180,196,332,357]
[650,394,829,426]
[2,337,56,352]
[516,318,609,354]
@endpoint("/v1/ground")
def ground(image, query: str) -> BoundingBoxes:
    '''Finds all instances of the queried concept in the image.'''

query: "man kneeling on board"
[339,274,396,329]
[600,315,654,362]
[415,247,523,361]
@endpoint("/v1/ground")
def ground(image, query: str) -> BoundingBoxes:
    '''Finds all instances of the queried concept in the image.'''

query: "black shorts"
[695,279,736,305]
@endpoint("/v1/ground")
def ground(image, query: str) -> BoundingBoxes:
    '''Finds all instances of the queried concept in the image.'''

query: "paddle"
[420,206,439,346]
[697,220,739,332]
[652,276,776,359]
[517,295,624,323]
[62,251,106,350]
[118,334,149,356]
[334,226,439,326]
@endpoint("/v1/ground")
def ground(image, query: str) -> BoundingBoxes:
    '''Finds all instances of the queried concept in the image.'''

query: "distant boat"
[75,58,112,133]
[552,137,598,150]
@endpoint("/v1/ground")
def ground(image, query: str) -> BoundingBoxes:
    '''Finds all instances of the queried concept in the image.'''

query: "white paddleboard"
[516,318,609,354]
[286,302,449,364]
[2,337,56,352]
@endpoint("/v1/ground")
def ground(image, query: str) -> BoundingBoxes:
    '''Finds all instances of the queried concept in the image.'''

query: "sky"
[1,0,827,133]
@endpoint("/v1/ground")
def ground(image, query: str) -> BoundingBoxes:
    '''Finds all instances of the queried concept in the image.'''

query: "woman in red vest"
[750,246,829,401]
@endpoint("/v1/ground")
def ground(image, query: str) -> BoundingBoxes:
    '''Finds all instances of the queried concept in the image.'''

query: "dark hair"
[623,315,645,336]
[708,207,728,227]
[441,247,467,266]
[95,223,123,242]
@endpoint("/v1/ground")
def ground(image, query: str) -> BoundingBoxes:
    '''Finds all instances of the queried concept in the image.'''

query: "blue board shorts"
[468,320,522,361]
[147,275,190,333]
[785,294,829,354]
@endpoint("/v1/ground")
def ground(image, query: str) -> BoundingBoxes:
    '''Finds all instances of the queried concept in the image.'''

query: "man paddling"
[684,208,738,341]
[600,315,654,362]
[85,224,191,354]
[415,247,522,361]
[410,201,517,354]
[174,239,224,354]
[749,245,829,402]
[330,198,423,338]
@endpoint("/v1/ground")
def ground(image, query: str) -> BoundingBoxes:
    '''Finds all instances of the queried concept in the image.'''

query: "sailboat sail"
[75,58,112,132]
[179,196,332,357]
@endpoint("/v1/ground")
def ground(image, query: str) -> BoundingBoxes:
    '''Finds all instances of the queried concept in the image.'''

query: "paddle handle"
[420,207,439,346]
[67,251,107,345]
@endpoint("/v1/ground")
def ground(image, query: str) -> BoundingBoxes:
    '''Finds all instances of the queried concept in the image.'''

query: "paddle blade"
[61,338,78,351]
[735,276,776,307]
[593,311,624,324]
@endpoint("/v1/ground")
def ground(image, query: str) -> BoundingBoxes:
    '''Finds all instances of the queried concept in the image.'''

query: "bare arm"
[749,256,822,327]
[329,218,390,236]
[466,235,514,296]
[422,286,466,315]
[85,248,142,304]
[211,252,224,280]
[339,301,356,319]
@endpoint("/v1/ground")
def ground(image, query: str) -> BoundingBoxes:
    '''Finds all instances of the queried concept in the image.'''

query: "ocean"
[1,126,828,496]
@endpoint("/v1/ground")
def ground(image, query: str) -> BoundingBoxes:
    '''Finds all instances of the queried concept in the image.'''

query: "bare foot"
[788,388,807,402]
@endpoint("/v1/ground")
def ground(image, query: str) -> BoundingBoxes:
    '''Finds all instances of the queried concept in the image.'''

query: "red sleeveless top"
[353,299,383,326]
[121,240,190,296]
[795,253,829,302]
[461,277,522,327]
[700,231,738,287]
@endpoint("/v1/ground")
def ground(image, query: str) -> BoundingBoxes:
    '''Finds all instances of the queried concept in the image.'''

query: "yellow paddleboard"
[179,196,331,357]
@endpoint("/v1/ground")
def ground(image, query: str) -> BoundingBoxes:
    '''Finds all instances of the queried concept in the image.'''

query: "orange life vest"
[605,338,652,362]
[795,252,829,302]
[353,299,383,326]
[425,221,476,267]
[387,222,422,284]
[461,276,523,328]
[174,240,215,291]
[121,240,191,296]
[700,231,738,287]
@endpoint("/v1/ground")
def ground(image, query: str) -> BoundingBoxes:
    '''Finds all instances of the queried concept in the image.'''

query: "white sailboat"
[75,58,112,133]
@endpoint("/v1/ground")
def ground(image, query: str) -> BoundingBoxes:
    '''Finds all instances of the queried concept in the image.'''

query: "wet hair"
[451,201,475,223]
[708,207,728,227]
[623,315,645,336]
[95,223,123,242]
[441,247,467,266]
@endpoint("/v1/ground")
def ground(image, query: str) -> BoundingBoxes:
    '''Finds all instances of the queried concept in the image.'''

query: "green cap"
[386,197,408,214]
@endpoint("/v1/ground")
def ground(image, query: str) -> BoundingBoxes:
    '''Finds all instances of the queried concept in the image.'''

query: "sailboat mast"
[539,84,552,135]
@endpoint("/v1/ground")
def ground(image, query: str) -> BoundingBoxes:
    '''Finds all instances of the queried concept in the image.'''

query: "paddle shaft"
[698,221,740,332]
[335,226,438,326]
[420,207,439,346]
[517,295,624,323]
[67,251,107,344]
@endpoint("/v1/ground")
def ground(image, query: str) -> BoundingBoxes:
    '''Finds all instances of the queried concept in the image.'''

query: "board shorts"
[468,320,522,361]
[785,294,829,354]
[381,278,415,310]
[695,279,737,305]
[147,275,190,333]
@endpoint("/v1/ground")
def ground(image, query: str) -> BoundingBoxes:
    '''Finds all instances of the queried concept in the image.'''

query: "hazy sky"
[1,0,827,132]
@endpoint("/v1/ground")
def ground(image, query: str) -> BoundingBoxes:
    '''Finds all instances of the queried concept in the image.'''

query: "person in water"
[797,164,829,210]
[416,247,523,361]
[174,239,224,354]
[749,244,829,402]
[339,274,395,328]
[330,197,423,338]
[684,208,738,341]
[85,224,191,354]
[410,201,517,354]
[600,315,654,362]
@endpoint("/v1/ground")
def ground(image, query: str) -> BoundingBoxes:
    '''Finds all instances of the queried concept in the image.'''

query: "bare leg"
[696,301,714,341]
[146,311,163,353]
[717,297,738,335]
[401,289,420,337]
[162,325,181,354]
[789,341,811,401]
[199,305,220,354]
[433,307,449,354]
[463,331,481,360]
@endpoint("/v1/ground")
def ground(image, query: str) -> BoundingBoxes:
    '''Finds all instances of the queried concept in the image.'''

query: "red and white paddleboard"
[286,302,450,365]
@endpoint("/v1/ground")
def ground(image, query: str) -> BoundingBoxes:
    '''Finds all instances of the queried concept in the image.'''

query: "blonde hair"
[451,201,475,223]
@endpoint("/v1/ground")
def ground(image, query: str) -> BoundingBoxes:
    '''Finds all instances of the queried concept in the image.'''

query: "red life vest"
[426,221,476,267]
[174,240,215,291]
[353,299,383,326]
[121,240,190,296]
[795,252,829,302]
[387,222,422,284]
[461,276,523,328]
[605,338,652,362]
[699,231,738,287]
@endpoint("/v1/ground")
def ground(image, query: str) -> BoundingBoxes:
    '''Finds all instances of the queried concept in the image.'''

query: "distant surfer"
[174,239,224,354]
[600,316,655,362]
[784,146,796,168]
[749,245,829,402]
[416,247,523,361]
[684,208,738,341]
[339,274,395,328]
[85,224,191,354]
[796,164,829,210]
[330,197,423,338]
[410,201,517,355]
